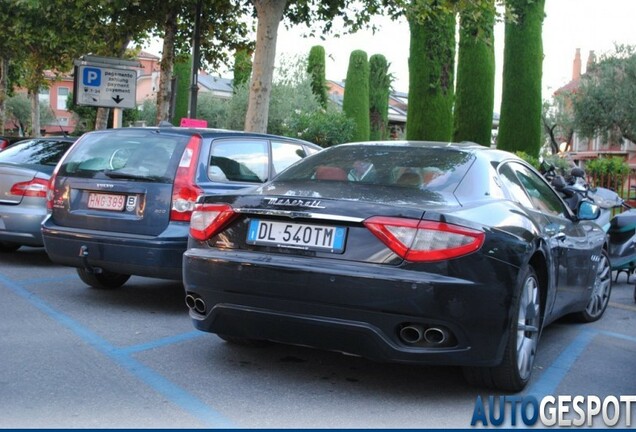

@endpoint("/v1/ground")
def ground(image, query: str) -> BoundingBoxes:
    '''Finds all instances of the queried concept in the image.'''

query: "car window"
[58,130,187,181]
[276,144,473,194]
[499,162,566,216]
[0,139,74,166]
[208,139,268,183]
[271,141,308,176]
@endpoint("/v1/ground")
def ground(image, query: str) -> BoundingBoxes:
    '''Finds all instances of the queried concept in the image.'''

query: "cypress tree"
[406,9,456,141]
[307,45,329,109]
[342,50,370,142]
[497,0,546,156]
[173,55,192,125]
[453,1,496,146]
[369,54,391,140]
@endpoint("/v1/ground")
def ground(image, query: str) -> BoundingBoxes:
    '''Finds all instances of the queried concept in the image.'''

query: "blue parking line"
[599,329,636,344]
[525,328,596,396]
[0,274,236,429]
[119,330,206,355]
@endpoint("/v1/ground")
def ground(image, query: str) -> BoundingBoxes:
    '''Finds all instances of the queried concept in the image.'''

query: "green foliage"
[497,0,545,157]
[406,8,456,141]
[368,54,391,140]
[284,108,356,147]
[342,50,370,142]
[515,151,540,170]
[173,56,193,125]
[542,96,575,154]
[210,54,351,147]
[453,1,495,146]
[572,45,636,144]
[307,45,329,109]
[66,91,97,134]
[585,156,630,179]
[233,47,253,91]
[6,92,56,135]
[196,93,228,128]
[137,99,158,127]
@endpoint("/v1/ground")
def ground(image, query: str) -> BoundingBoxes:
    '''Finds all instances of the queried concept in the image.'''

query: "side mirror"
[577,200,600,220]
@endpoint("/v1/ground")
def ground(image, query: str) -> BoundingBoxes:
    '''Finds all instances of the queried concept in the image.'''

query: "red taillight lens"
[364,217,485,262]
[171,135,203,222]
[189,203,237,241]
[10,178,49,198]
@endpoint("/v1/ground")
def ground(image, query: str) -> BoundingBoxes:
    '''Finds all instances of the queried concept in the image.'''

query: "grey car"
[0,136,76,251]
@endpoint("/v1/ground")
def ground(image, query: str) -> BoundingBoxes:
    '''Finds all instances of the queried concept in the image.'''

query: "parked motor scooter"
[541,162,621,231]
[541,162,636,296]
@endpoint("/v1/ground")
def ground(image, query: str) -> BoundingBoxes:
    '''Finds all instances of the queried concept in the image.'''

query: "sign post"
[73,55,141,128]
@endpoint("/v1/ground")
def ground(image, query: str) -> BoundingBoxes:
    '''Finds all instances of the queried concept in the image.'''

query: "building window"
[38,88,50,105]
[57,87,69,110]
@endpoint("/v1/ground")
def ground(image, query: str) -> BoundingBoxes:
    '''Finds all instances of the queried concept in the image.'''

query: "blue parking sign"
[82,67,101,87]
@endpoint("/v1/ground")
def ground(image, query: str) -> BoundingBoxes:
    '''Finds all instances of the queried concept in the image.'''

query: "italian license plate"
[87,192,126,211]
[247,219,346,253]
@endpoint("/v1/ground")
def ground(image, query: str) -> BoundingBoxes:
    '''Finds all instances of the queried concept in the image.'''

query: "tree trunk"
[156,8,177,124]
[0,57,7,134]
[29,90,41,137]
[244,0,287,133]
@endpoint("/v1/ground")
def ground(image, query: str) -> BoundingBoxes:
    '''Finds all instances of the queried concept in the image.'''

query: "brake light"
[364,217,485,262]
[10,178,49,198]
[189,203,237,241]
[171,135,203,222]
[46,162,63,211]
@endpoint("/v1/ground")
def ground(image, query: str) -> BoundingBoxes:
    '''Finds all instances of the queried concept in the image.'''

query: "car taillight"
[189,203,237,241]
[46,163,62,211]
[10,178,49,198]
[171,135,203,222]
[364,217,485,262]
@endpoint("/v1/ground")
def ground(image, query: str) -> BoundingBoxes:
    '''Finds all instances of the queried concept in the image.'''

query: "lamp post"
[189,0,202,118]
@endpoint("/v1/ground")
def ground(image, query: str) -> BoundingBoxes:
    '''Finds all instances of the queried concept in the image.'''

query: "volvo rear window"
[58,130,189,181]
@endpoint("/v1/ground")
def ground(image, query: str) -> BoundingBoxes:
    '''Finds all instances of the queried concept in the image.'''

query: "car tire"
[571,249,612,323]
[463,265,541,392]
[0,242,21,252]
[76,268,131,289]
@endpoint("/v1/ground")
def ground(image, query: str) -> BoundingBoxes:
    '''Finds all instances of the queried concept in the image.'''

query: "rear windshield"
[275,144,474,194]
[0,139,74,166]
[57,130,189,182]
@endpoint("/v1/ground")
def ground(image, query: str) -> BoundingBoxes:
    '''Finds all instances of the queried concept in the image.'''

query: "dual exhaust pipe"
[399,323,451,346]
[185,293,206,314]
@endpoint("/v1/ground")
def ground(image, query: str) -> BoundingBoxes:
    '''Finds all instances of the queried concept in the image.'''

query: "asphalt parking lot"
[1,247,635,428]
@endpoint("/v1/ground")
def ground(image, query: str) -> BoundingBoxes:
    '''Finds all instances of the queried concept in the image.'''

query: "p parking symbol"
[83,67,101,87]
